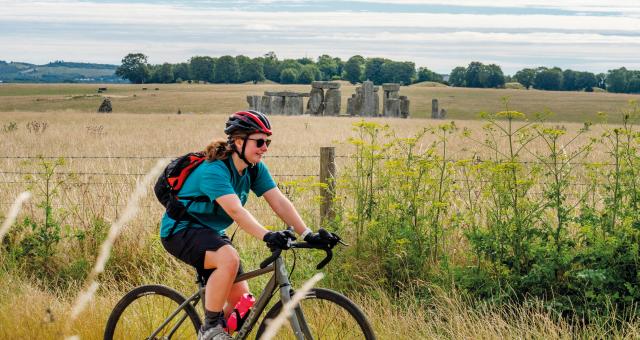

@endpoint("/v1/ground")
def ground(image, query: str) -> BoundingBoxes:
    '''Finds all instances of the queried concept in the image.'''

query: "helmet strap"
[233,135,254,167]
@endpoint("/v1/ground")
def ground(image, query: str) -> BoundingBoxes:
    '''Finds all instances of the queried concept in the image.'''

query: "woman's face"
[236,132,270,164]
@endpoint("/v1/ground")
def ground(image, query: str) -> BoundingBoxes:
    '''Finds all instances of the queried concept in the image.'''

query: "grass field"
[1,84,639,339]
[1,83,638,122]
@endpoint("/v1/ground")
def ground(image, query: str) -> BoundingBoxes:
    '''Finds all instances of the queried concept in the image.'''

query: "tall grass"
[1,103,639,338]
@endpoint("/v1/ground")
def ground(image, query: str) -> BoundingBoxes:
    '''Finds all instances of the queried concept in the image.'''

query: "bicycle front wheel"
[104,284,201,340]
[255,287,376,340]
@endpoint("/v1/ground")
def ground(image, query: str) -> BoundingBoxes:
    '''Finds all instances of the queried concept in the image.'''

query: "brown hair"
[203,133,246,161]
[203,139,232,161]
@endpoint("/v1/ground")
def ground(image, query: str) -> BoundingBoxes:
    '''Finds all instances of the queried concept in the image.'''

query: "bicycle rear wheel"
[255,287,376,340]
[104,284,201,340]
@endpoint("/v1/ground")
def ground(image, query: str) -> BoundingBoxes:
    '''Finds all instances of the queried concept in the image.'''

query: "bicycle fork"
[274,257,313,340]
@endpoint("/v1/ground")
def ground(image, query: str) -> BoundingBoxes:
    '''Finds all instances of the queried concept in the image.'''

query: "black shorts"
[161,227,244,282]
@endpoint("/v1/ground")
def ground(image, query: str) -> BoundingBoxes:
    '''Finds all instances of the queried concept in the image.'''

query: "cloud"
[1,0,639,73]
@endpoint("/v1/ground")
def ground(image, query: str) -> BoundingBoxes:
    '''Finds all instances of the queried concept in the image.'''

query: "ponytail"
[204,139,233,161]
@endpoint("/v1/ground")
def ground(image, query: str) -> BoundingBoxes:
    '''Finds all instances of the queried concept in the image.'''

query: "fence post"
[319,147,336,226]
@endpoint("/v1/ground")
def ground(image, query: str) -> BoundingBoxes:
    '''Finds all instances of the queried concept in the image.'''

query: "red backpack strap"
[167,154,205,191]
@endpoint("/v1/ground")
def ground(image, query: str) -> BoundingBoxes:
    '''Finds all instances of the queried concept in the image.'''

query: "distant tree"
[533,67,563,91]
[562,69,578,91]
[190,56,215,82]
[380,61,415,85]
[173,62,191,82]
[514,68,536,89]
[449,66,466,87]
[263,52,280,82]
[596,73,607,89]
[486,64,505,88]
[213,55,239,83]
[241,58,265,83]
[279,59,302,72]
[606,67,628,93]
[575,71,597,91]
[279,68,298,84]
[343,55,365,84]
[298,64,319,84]
[297,57,314,65]
[317,54,338,80]
[235,55,252,82]
[364,57,389,84]
[115,53,149,84]
[628,71,640,93]
[416,67,443,83]
[465,61,488,88]
[156,63,174,83]
[334,57,344,78]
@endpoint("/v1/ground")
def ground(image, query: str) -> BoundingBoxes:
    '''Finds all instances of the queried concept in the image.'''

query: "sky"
[1,0,640,74]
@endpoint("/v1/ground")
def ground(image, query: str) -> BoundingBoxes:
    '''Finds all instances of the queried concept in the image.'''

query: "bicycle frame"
[148,254,310,340]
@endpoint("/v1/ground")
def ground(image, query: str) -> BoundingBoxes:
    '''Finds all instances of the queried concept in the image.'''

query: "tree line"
[115,52,640,94]
[115,52,442,87]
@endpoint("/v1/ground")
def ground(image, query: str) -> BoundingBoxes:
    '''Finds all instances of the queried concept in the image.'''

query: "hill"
[0,60,125,83]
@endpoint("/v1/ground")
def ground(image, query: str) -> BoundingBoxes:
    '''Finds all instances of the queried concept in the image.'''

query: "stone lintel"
[382,83,400,91]
[264,91,310,97]
[311,81,341,89]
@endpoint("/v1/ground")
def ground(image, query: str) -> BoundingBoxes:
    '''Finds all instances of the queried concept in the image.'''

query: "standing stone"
[271,96,284,115]
[284,96,303,115]
[400,96,410,118]
[247,95,260,110]
[386,98,400,117]
[347,96,355,115]
[362,81,376,116]
[324,89,341,116]
[306,87,324,115]
[440,109,447,119]
[432,99,439,119]
[97,97,112,113]
[260,96,272,114]
[374,87,380,115]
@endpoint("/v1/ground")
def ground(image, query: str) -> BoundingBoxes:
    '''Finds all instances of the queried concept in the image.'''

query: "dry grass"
[1,83,638,122]
[0,85,638,338]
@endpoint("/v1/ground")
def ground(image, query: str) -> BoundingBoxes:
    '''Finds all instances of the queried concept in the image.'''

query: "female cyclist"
[160,110,336,340]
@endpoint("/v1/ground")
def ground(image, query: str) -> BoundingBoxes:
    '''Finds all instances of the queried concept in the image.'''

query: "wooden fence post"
[320,147,336,225]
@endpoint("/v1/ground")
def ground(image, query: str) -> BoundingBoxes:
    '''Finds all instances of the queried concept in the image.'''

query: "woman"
[160,110,335,340]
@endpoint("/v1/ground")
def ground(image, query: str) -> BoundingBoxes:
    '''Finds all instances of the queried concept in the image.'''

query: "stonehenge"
[346,81,380,116]
[431,99,446,119]
[307,81,341,116]
[247,81,409,118]
[247,92,309,116]
[382,83,410,118]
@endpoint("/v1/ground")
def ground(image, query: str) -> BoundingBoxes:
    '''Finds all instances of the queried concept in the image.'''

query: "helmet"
[224,110,272,136]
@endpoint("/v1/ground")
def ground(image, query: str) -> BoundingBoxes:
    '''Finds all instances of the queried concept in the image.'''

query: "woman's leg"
[203,244,240,312]
[224,280,250,317]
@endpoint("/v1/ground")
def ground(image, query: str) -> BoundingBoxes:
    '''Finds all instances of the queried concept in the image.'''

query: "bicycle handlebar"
[259,241,338,270]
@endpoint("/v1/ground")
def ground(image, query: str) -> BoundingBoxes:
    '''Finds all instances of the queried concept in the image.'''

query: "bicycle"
[103,233,376,339]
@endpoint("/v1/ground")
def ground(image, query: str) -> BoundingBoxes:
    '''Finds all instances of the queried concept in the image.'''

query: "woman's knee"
[204,245,240,271]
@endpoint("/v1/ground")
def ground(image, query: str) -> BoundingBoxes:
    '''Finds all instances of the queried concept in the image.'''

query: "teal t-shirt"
[160,159,277,238]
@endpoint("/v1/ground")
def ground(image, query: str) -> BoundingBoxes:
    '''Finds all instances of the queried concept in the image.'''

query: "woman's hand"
[263,230,296,250]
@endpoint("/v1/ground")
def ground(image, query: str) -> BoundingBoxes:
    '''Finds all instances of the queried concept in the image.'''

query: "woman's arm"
[262,187,310,237]
[216,193,269,240]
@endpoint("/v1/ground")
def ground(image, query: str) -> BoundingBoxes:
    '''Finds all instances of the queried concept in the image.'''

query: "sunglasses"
[247,138,271,148]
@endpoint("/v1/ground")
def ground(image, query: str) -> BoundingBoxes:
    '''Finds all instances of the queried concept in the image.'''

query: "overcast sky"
[2,0,639,74]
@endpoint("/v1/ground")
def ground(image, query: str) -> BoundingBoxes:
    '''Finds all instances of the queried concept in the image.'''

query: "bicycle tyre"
[104,284,201,340]
[255,287,376,340]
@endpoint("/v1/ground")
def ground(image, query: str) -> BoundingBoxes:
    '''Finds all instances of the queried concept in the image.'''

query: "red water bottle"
[226,293,255,333]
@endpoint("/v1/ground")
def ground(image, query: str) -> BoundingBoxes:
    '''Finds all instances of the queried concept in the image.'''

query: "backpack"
[154,152,258,238]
